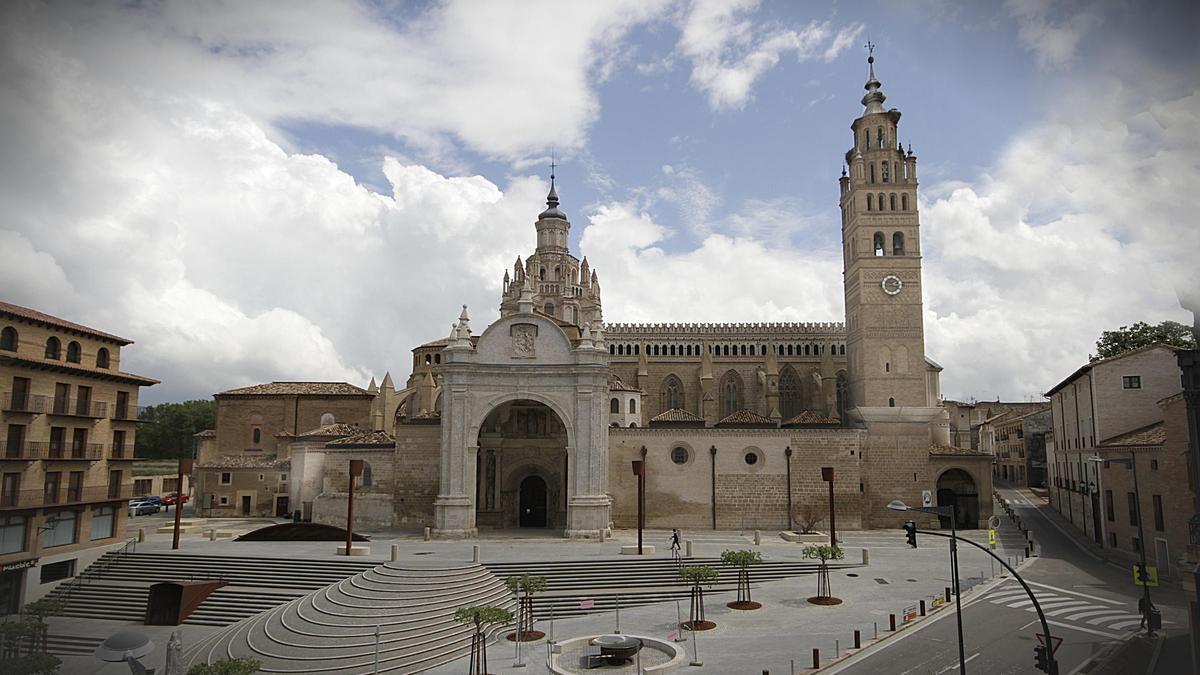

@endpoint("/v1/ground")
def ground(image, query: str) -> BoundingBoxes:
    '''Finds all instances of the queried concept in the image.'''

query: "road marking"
[1109,620,1145,630]
[933,653,979,674]
[1046,618,1120,639]
[1024,580,1124,605]
[1086,613,1141,626]
[1046,603,1111,617]
[1062,608,1133,622]
[1019,618,1039,630]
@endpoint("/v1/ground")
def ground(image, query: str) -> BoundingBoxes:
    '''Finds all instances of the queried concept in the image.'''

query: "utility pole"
[345,459,363,555]
[821,467,836,546]
[172,458,192,550]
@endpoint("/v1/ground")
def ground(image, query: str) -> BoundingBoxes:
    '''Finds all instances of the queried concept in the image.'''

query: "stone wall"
[393,424,441,527]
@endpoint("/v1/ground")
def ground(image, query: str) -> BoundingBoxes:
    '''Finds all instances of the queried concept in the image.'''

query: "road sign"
[903,604,918,622]
[1133,564,1159,587]
[1035,632,1063,655]
[988,529,997,547]
[988,515,1001,529]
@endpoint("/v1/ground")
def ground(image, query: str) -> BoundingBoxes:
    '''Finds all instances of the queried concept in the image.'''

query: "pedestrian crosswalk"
[983,580,1164,637]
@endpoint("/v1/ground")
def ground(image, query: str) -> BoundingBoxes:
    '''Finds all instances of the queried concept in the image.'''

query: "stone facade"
[202,56,994,536]
[986,407,1051,487]
[0,301,157,611]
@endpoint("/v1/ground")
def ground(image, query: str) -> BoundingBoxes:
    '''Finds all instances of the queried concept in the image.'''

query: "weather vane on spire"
[865,40,875,61]
[549,148,557,181]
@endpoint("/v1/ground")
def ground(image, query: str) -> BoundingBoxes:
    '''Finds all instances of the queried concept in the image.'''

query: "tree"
[187,658,262,675]
[793,500,822,534]
[678,565,719,630]
[453,606,513,675]
[135,400,217,459]
[504,574,547,642]
[802,544,845,605]
[0,598,64,674]
[1093,321,1196,360]
[720,549,763,609]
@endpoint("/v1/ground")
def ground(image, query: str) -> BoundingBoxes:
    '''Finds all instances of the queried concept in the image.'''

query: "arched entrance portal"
[936,469,979,530]
[475,400,568,531]
[519,475,548,527]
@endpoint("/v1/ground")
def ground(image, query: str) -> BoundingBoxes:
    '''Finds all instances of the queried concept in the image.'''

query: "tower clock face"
[881,274,903,296]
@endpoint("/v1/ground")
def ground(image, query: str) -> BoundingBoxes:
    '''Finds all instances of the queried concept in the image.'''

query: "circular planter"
[679,620,717,631]
[807,596,843,605]
[505,630,546,642]
[726,601,762,610]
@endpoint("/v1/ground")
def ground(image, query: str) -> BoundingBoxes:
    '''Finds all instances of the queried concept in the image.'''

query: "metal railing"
[2,392,49,413]
[57,537,139,609]
[30,442,104,461]
[0,484,133,509]
[46,398,108,419]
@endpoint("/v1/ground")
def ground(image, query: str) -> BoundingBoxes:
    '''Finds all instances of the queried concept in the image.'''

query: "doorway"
[936,469,979,529]
[241,495,252,516]
[519,475,547,528]
[275,496,289,518]
[1155,538,1170,578]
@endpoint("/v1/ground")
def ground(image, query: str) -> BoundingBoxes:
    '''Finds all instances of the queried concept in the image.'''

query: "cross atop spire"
[539,152,566,220]
[861,40,887,114]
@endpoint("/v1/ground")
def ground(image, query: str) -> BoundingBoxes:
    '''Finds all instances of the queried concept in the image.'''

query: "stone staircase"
[184,561,515,674]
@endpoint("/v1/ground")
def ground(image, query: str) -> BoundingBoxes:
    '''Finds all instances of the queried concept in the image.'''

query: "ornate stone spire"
[861,41,887,115]
[538,160,567,220]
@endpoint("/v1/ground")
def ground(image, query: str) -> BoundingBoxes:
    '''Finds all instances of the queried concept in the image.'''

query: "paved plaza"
[54,504,1030,674]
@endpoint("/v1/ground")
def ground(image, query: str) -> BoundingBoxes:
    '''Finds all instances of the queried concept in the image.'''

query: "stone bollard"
[138,528,145,543]
[945,586,952,602]
[599,528,607,542]
[889,614,896,631]
[853,629,861,649]
[812,648,820,669]
[208,529,216,542]
[862,548,870,565]
[473,544,480,563]
[685,540,693,558]
[423,526,431,541]
[754,530,761,545]
[919,600,926,616]
[390,544,399,562]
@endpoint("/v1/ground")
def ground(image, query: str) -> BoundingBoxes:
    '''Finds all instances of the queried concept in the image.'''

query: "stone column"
[565,380,611,538]
[433,383,477,537]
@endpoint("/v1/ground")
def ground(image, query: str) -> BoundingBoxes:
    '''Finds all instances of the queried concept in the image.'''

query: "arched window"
[901,193,909,211]
[434,354,441,364]
[320,412,335,426]
[543,303,554,316]
[44,336,61,359]
[249,414,264,448]
[723,345,730,356]
[877,127,884,148]
[610,398,620,414]
[609,344,615,355]
[889,193,897,210]
[804,344,811,356]
[869,163,876,183]
[719,370,742,418]
[66,341,81,363]
[888,397,896,408]
[779,367,801,420]
[760,345,766,356]
[740,344,747,356]
[873,232,885,256]
[670,344,677,356]
[359,462,373,489]
[661,375,684,411]
[878,193,886,210]
[1,326,17,351]
[539,267,546,280]
[652,345,659,356]
[425,354,432,364]
[628,399,636,414]
[686,345,693,356]
[786,344,793,356]
[893,232,905,256]
[866,193,873,211]
[839,344,845,355]
[96,348,110,369]
[633,344,639,355]
[554,266,560,280]
[881,161,889,183]
[617,344,623,356]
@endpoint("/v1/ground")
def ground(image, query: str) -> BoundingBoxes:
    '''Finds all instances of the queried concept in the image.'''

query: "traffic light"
[903,520,917,548]
[1034,645,1047,673]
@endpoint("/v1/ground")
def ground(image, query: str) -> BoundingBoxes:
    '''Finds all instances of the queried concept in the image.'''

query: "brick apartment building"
[1,301,157,613]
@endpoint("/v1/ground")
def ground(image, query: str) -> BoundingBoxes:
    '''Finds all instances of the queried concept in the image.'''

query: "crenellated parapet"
[606,322,847,335]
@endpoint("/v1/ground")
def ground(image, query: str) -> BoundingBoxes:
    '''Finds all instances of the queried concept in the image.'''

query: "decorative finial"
[841,164,847,178]
[539,152,567,219]
[861,40,886,114]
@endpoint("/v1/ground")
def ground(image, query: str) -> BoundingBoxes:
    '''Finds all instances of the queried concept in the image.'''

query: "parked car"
[161,492,190,506]
[128,499,160,516]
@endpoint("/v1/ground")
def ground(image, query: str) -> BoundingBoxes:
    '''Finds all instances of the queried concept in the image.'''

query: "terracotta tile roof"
[193,429,217,438]
[0,300,132,344]
[216,381,372,397]
[1099,422,1166,447]
[716,409,777,426]
[198,455,291,469]
[416,338,450,349]
[782,410,842,426]
[929,444,989,457]
[650,408,702,423]
[326,430,396,448]
[608,376,643,393]
[297,423,360,438]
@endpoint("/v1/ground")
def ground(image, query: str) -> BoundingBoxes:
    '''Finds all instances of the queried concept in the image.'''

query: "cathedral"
[193,55,993,536]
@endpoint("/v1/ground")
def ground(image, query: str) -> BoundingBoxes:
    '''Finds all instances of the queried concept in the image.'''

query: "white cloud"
[1005,0,1103,70]
[676,0,862,110]
[922,83,1199,399]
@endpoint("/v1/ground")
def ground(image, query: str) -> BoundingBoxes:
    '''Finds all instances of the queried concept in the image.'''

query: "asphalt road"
[835,486,1187,674]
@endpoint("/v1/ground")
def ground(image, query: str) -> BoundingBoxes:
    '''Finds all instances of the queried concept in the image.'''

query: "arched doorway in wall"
[519,475,548,527]
[475,399,568,530]
[936,469,979,529]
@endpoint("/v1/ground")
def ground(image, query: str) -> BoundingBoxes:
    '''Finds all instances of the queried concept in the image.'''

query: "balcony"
[3,441,44,460]
[2,392,49,414]
[110,406,142,423]
[46,398,108,420]
[33,442,104,461]
[0,484,134,510]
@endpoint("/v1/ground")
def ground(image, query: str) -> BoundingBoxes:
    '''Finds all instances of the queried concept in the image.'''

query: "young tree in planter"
[802,544,845,605]
[504,574,547,641]
[720,549,763,609]
[678,565,719,630]
[454,605,513,675]
[793,499,822,534]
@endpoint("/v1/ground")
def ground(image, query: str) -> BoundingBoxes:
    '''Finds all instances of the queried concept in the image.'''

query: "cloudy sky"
[1,0,1196,405]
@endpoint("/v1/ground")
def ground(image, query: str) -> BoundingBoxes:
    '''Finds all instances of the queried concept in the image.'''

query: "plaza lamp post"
[172,459,193,550]
[632,452,646,555]
[889,499,1060,674]
[345,459,364,555]
[1088,453,1156,636]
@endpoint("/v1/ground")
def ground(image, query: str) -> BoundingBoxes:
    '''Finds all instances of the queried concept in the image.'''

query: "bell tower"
[840,46,928,411]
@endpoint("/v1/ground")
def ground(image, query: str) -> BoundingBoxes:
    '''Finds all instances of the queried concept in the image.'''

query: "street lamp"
[1088,453,1157,635]
[889,499,966,675]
